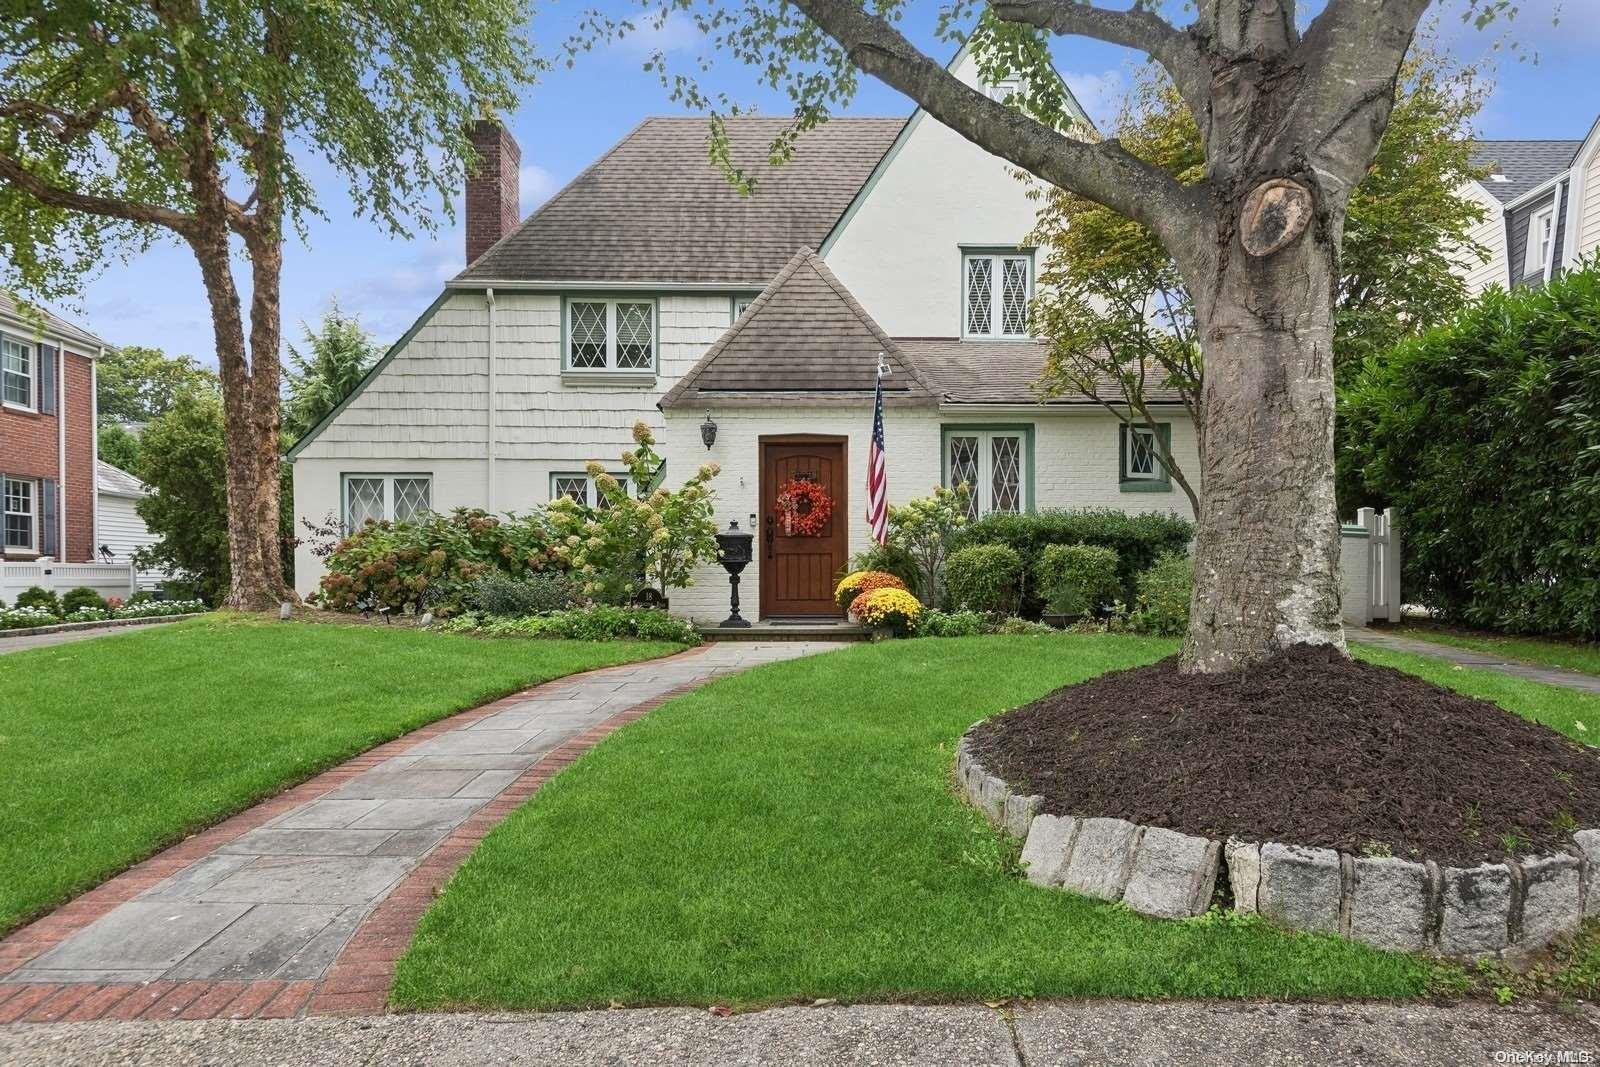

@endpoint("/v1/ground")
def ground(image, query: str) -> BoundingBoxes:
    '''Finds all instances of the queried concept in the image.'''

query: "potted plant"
[1041,584,1089,629]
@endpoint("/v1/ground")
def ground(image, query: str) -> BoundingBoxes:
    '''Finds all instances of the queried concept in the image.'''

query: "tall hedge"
[1339,263,1600,638]
[956,508,1193,614]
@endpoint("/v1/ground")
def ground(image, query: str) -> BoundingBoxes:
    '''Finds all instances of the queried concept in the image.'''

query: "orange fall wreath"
[774,477,834,537]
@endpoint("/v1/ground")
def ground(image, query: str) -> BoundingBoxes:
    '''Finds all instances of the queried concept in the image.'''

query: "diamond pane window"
[553,476,589,505]
[3,476,35,550]
[1000,259,1029,335]
[615,302,654,369]
[944,430,1026,518]
[965,258,992,336]
[393,478,431,522]
[345,477,386,531]
[947,435,980,521]
[963,253,1031,337]
[1,335,31,407]
[1126,427,1158,479]
[990,436,1022,513]
[569,301,607,369]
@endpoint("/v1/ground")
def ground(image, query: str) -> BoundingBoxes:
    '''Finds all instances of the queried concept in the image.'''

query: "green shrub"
[1340,261,1600,638]
[466,572,580,617]
[1114,551,1193,637]
[320,508,564,614]
[913,608,986,638]
[944,543,1022,615]
[60,587,110,615]
[845,542,922,598]
[14,586,60,615]
[0,606,59,629]
[1035,544,1122,616]
[957,508,1193,614]
[64,607,111,623]
[443,606,699,644]
[993,616,1055,635]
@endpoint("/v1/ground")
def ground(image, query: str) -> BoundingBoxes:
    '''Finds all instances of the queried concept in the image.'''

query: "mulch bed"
[966,644,1600,865]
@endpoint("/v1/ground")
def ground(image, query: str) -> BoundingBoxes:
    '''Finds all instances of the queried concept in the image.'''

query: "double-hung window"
[1525,205,1556,282]
[963,251,1031,339]
[550,472,632,509]
[1120,423,1172,492]
[3,476,37,552]
[944,428,1028,520]
[1,333,33,408]
[343,474,432,532]
[566,298,656,372]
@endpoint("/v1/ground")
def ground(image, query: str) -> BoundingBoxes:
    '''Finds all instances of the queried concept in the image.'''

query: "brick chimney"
[465,119,521,265]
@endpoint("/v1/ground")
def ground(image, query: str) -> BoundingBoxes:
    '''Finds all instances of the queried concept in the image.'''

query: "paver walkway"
[0,618,189,655]
[0,640,843,1022]
[1352,626,1600,695]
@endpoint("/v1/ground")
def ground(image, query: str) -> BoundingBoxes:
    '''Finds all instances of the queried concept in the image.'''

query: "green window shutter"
[37,345,57,415]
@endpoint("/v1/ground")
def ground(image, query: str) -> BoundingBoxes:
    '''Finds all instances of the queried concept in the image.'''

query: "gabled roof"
[96,460,148,499]
[1470,140,1582,204]
[659,249,937,409]
[0,292,108,352]
[455,117,906,286]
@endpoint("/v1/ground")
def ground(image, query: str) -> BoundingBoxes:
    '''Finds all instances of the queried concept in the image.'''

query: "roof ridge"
[802,254,941,399]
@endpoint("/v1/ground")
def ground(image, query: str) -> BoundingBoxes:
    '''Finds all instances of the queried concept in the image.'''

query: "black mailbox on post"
[714,520,755,627]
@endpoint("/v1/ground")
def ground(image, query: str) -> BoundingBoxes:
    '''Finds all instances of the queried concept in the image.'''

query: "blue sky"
[63,0,1600,364]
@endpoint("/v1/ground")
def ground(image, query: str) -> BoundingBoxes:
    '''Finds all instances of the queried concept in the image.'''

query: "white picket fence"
[1340,507,1401,626]
[1,560,138,606]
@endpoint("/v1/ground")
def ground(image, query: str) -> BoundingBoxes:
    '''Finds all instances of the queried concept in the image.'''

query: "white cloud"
[519,163,561,211]
[612,8,704,59]
[1061,69,1127,130]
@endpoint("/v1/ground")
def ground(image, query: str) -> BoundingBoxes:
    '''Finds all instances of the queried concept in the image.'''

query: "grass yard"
[1388,623,1600,680]
[395,634,1484,1011]
[0,614,680,936]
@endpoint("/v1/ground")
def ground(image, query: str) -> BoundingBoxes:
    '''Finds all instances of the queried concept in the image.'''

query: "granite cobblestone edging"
[956,728,1595,958]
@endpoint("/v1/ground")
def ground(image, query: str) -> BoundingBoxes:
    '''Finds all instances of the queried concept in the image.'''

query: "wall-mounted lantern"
[700,411,718,450]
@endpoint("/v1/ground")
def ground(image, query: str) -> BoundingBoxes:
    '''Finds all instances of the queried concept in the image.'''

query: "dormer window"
[1525,204,1556,282]
[963,250,1032,339]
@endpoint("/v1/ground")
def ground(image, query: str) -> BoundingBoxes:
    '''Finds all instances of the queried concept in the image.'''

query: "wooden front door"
[760,437,848,618]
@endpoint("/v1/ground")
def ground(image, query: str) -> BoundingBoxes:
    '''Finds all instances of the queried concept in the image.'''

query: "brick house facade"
[0,294,104,564]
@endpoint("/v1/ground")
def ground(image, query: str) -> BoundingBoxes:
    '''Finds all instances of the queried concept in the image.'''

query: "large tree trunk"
[188,223,289,611]
[1181,182,1348,672]
[240,233,291,609]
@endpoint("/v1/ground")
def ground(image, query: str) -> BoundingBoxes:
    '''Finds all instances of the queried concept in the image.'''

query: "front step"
[698,622,870,642]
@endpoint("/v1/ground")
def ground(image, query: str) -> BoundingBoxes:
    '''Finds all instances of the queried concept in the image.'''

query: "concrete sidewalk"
[1351,627,1600,695]
[1,1000,1594,1065]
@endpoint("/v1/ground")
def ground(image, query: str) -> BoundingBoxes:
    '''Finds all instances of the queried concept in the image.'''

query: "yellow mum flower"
[851,588,922,630]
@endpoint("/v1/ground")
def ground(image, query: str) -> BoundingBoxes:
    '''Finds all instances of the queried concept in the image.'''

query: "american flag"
[866,370,889,545]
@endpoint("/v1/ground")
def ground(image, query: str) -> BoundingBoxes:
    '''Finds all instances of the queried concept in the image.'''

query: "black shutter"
[41,478,58,557]
[38,344,57,415]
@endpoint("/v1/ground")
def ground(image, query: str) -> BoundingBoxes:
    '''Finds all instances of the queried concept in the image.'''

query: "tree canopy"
[283,303,380,445]
[96,345,216,427]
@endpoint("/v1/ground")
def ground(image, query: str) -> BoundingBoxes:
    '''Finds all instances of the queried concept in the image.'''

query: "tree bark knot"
[1240,178,1312,257]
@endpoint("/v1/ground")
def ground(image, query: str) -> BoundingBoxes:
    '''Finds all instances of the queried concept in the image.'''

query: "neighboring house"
[0,293,105,565]
[1462,114,1600,295]
[96,460,171,592]
[286,50,1200,621]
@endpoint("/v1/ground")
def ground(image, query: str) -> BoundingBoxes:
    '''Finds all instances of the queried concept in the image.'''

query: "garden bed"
[966,644,1600,866]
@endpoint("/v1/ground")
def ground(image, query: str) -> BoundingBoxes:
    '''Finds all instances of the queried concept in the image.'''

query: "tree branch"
[989,0,1211,120]
[0,151,196,233]
[787,0,1208,255]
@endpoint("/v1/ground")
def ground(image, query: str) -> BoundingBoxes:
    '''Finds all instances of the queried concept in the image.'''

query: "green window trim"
[958,246,1036,342]
[939,422,1036,516]
[1119,422,1173,493]
[339,473,434,532]
[559,295,661,375]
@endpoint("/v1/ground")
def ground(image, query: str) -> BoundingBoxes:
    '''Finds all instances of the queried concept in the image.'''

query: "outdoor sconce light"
[714,519,754,628]
[700,411,718,450]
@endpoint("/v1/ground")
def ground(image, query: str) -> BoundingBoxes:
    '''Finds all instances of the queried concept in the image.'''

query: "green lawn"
[0,614,679,936]
[1387,623,1600,679]
[395,634,1461,1011]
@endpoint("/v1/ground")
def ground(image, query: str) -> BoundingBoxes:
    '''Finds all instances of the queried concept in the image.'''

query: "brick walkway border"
[0,646,711,1025]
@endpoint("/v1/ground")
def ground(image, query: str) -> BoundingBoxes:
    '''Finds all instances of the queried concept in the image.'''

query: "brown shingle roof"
[659,249,937,409]
[896,338,1188,406]
[0,292,108,352]
[456,117,906,284]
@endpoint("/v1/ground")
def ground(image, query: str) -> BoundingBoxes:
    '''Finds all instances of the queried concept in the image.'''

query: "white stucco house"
[1458,114,1600,296]
[287,51,1203,622]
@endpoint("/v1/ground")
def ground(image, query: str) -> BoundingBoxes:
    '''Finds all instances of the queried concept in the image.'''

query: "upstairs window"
[343,474,432,532]
[963,252,1031,338]
[944,428,1029,519]
[566,298,656,372]
[1525,205,1556,281]
[1,334,33,408]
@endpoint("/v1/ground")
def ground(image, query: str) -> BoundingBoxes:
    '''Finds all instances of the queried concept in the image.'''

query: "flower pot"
[1042,613,1084,630]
